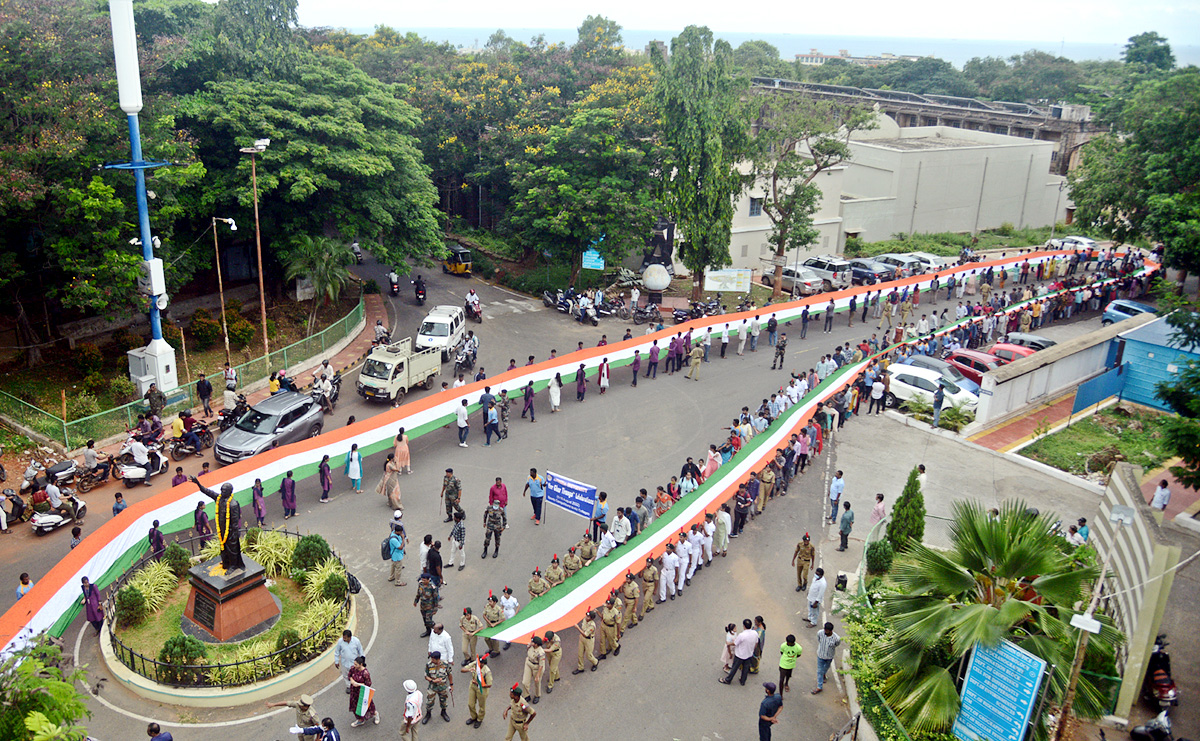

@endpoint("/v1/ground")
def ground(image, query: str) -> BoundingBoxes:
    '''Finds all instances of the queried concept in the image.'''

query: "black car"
[847,258,897,286]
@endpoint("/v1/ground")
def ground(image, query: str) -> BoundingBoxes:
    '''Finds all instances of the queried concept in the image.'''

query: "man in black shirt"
[427,540,445,589]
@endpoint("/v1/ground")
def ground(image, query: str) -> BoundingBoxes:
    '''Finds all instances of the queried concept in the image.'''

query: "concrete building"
[794,49,923,67]
[1117,314,1199,412]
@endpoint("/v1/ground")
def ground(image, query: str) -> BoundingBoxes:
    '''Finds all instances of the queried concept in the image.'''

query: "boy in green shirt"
[778,634,803,693]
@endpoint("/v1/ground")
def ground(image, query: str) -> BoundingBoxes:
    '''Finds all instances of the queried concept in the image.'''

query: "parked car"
[1101,299,1157,326]
[908,251,955,272]
[899,355,981,395]
[761,266,824,295]
[847,258,897,285]
[1001,332,1057,351]
[873,253,925,278]
[988,343,1036,364]
[884,364,978,412]
[944,349,1005,384]
[214,392,324,465]
[1046,235,1097,250]
[800,256,853,291]
[416,305,467,361]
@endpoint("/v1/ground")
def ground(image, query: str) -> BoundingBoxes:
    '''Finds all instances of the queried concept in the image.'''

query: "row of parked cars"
[762,251,956,295]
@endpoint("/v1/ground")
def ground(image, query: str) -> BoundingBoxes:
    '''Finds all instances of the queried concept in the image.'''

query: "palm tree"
[284,236,355,333]
[871,500,1122,739]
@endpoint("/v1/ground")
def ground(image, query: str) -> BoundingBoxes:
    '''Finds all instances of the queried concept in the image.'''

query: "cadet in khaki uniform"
[544,555,565,587]
[571,610,599,674]
[503,684,536,741]
[542,630,562,693]
[597,597,621,659]
[577,533,597,565]
[520,636,545,703]
[620,573,641,628]
[460,607,485,666]
[482,593,504,656]
[527,567,550,602]
[459,653,492,728]
[791,533,815,591]
[562,547,583,577]
[639,557,658,619]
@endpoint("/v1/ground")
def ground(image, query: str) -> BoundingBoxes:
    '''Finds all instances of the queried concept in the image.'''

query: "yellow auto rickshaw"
[442,244,472,276]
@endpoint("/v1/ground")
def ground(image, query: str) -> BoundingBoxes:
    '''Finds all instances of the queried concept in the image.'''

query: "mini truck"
[356,337,441,404]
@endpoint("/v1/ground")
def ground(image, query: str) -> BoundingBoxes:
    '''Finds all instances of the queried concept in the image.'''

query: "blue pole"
[126,113,162,342]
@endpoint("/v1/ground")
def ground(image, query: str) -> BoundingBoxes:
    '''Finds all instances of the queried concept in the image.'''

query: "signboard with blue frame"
[952,640,1048,741]
[581,249,605,271]
[545,471,598,520]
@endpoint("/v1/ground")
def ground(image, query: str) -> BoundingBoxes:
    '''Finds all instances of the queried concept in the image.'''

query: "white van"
[416,305,466,361]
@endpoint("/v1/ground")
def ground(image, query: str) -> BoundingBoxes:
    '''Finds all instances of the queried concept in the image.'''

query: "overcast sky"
[295,0,1200,47]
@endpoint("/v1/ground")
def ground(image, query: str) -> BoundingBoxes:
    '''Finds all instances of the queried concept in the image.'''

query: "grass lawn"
[1021,406,1174,476]
[115,576,309,661]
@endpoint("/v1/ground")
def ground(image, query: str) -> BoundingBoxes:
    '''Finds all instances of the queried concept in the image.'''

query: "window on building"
[741,244,749,257]
[749,198,763,217]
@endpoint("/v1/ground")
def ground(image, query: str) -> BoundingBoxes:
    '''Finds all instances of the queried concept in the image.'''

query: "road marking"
[490,301,504,306]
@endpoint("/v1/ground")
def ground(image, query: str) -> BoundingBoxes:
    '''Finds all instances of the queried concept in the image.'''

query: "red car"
[988,343,1037,365]
[944,349,1004,384]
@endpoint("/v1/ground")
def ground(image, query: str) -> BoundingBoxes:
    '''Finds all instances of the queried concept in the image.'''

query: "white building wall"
[728,166,845,274]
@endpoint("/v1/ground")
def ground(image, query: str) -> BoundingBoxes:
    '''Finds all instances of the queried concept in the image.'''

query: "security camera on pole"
[107,0,178,395]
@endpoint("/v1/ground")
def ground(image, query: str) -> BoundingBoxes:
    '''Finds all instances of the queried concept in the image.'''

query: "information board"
[952,640,1047,741]
[581,249,605,270]
[704,269,752,292]
[544,471,598,520]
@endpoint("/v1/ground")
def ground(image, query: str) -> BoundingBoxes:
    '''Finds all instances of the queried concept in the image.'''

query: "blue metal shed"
[1118,314,1198,411]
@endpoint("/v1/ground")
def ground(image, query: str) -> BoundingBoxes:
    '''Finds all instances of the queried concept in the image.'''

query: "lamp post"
[106,0,178,393]
[211,217,237,365]
[239,139,271,362]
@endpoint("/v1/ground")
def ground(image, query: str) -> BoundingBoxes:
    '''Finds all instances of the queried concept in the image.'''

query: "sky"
[295,0,1200,48]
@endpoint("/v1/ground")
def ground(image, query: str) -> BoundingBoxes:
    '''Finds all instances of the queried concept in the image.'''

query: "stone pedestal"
[182,556,280,643]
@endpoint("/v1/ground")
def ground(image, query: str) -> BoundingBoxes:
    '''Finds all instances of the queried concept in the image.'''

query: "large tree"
[650,26,746,300]
[747,91,875,297]
[1122,32,1175,71]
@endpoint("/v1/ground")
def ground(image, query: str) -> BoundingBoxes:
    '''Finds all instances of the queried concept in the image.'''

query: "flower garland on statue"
[216,498,232,549]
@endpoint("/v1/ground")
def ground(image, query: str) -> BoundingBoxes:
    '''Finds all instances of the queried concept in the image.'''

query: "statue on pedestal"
[190,477,245,574]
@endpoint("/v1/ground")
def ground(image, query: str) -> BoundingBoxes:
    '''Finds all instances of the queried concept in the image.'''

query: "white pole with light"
[239,139,271,362]
[107,0,178,394]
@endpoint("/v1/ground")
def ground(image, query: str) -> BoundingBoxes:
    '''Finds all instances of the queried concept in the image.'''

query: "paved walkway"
[966,389,1079,453]
[1139,462,1199,520]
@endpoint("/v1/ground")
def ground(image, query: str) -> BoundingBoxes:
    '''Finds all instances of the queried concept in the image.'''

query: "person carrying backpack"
[384,520,408,587]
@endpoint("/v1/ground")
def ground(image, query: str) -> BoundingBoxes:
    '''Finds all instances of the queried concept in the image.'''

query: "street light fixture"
[211,217,237,365]
[239,138,271,362]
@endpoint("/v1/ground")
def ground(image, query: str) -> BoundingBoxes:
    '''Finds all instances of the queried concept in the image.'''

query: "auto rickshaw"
[442,244,472,276]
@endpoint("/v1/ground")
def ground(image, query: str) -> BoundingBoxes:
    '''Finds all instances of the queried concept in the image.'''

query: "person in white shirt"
[786,381,801,406]
[629,287,640,309]
[720,324,730,358]
[596,524,617,558]
[796,376,809,397]
[455,399,470,448]
[130,438,154,485]
[719,619,760,685]
[402,679,423,733]
[333,629,364,692]
[316,374,334,413]
[702,328,713,362]
[427,623,454,665]
[610,511,631,546]
[1151,480,1171,511]
[466,288,481,313]
[737,319,749,355]
[675,533,692,595]
[806,568,827,626]
[701,515,716,564]
[658,545,680,602]
[715,508,733,557]
[870,379,885,415]
[1065,526,1086,547]
[312,360,333,382]
[750,316,762,352]
[686,526,703,581]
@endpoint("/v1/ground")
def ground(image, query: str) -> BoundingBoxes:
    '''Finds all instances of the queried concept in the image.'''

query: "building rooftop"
[856,135,990,151]
[1120,313,1200,354]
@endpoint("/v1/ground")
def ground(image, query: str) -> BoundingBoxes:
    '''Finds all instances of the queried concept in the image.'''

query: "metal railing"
[0,297,363,449]
[106,530,352,688]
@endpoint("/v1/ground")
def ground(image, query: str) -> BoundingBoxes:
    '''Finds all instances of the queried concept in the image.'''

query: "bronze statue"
[190,477,245,573]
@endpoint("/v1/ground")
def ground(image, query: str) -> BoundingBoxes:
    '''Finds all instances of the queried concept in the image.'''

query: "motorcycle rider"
[171,412,203,457]
[413,275,426,300]
[374,319,390,343]
[466,288,481,318]
[315,374,335,414]
[45,479,77,521]
[83,439,112,482]
[312,359,333,383]
[130,436,155,487]
[387,268,400,294]
[465,330,479,365]
[576,292,593,323]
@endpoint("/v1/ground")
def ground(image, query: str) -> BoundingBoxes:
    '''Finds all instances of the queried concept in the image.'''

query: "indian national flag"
[355,686,375,716]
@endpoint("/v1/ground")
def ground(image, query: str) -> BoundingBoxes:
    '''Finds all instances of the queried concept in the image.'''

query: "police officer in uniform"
[527,567,550,602]
[791,533,815,591]
[460,607,485,667]
[576,532,597,565]
[571,610,599,674]
[544,555,566,587]
[639,556,659,618]
[658,543,680,603]
[562,547,583,577]
[620,573,641,629]
[542,630,562,693]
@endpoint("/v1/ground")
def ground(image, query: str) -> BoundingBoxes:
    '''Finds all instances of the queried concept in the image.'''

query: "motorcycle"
[595,298,627,321]
[702,297,724,316]
[414,281,427,306]
[632,304,661,326]
[20,459,78,494]
[556,291,574,315]
[30,494,87,535]
[1144,634,1178,708]
[352,242,363,264]
[115,448,169,489]
[389,277,400,296]
[542,290,557,308]
[453,347,475,377]
[166,426,216,461]
[372,327,392,347]
[1128,710,1182,741]
[465,300,483,324]
[573,301,598,326]
[734,295,754,314]
[218,394,250,432]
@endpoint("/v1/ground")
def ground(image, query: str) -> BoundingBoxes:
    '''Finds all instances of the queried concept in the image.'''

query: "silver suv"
[800,256,853,291]
[214,391,324,464]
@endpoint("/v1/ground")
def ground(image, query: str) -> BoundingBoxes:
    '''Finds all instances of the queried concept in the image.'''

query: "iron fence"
[105,530,352,688]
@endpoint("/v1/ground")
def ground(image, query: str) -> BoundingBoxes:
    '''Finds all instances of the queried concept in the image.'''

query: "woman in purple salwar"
[319,455,332,502]
[251,478,266,526]
[280,470,297,519]
[80,577,103,635]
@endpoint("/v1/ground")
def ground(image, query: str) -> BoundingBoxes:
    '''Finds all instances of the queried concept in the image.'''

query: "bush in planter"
[321,573,349,602]
[115,586,147,627]
[157,635,207,684]
[163,543,191,579]
[275,628,305,665]
[292,534,332,572]
[865,539,894,574]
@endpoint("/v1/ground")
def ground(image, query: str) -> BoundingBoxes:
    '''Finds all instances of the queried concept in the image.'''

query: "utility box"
[128,337,178,395]
[138,258,166,296]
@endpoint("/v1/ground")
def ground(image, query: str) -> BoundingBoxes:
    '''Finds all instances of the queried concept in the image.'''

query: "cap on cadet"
[763,682,777,693]
[430,650,441,659]
[503,586,513,594]
[532,567,540,575]
[646,556,653,563]
[299,694,314,706]
[403,680,417,693]
[803,532,810,541]
[568,546,576,553]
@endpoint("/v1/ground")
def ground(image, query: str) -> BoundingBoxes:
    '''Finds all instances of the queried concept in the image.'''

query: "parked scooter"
[20,459,78,494]
[572,301,598,326]
[115,447,169,489]
[218,394,250,431]
[1128,710,1183,741]
[734,295,754,313]
[352,241,363,264]
[632,304,661,326]
[30,494,87,536]
[1144,634,1179,708]
[555,291,574,315]
[595,298,626,321]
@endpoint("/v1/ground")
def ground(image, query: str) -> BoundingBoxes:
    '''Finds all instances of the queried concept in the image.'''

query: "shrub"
[109,375,137,403]
[227,317,255,349]
[362,278,381,294]
[111,329,145,354]
[843,236,865,258]
[206,638,279,686]
[302,557,347,603]
[996,222,1015,236]
[74,343,104,375]
[126,559,178,612]
[189,309,222,350]
[293,599,347,653]
[163,543,192,579]
[222,298,244,322]
[275,628,305,666]
[245,527,262,548]
[887,466,926,553]
[65,394,101,421]
[865,540,895,574]
[265,318,278,340]
[157,635,207,684]
[292,534,332,572]
[81,372,107,396]
[247,530,295,577]
[161,322,183,349]
[472,251,496,279]
[321,573,349,602]
[115,586,147,627]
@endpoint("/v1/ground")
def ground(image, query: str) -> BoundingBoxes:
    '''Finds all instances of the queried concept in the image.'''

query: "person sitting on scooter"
[374,319,389,343]
[145,414,164,443]
[45,480,77,521]
[576,292,592,323]
[316,374,335,414]
[173,412,203,457]
[83,439,111,482]
[466,288,481,316]
[387,269,400,291]
[130,437,154,487]
[278,370,298,393]
[465,330,479,364]
[312,360,333,384]
[413,275,426,298]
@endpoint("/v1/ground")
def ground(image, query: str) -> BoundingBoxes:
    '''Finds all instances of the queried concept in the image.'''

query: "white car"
[874,253,926,278]
[908,252,954,272]
[761,266,824,295]
[1047,235,1097,250]
[885,364,978,412]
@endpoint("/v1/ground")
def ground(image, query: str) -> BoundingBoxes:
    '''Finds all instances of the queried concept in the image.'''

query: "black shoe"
[801,582,807,590]
[669,593,675,600]
[531,696,539,704]
[613,646,621,657]
[591,664,597,671]
[466,718,476,726]
[473,720,482,728]
[422,714,431,725]
[696,565,702,572]
[685,578,691,586]
[546,685,553,694]
[482,550,488,559]
[444,517,453,523]
[458,565,465,571]
[796,585,802,592]
[492,549,499,558]
[572,669,584,675]
[656,599,666,604]
[420,629,432,637]
[599,653,608,660]
[442,710,451,722]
